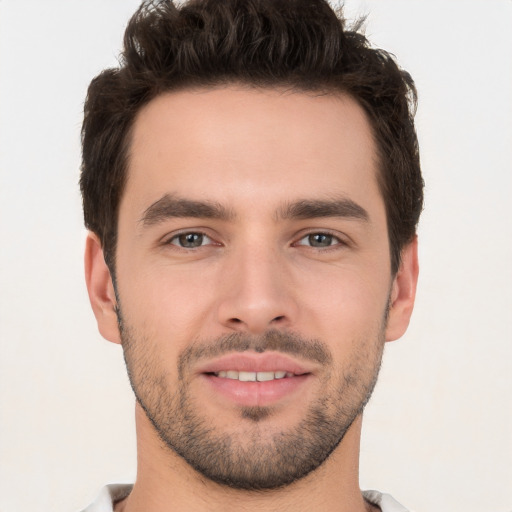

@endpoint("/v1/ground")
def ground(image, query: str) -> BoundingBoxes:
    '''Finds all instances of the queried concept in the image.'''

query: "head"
[81,0,422,492]
[80,0,423,276]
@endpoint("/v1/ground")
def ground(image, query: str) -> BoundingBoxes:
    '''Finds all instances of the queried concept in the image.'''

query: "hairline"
[106,81,396,275]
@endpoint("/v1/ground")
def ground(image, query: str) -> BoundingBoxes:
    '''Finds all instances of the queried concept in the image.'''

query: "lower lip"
[201,374,311,407]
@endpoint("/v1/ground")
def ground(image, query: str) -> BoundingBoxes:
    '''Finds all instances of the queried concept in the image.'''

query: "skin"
[85,87,418,512]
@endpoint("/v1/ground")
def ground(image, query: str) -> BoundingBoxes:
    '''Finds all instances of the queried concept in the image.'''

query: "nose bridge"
[217,237,296,333]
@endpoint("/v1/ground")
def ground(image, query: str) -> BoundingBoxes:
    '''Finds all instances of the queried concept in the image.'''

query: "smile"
[197,352,316,407]
[214,370,294,381]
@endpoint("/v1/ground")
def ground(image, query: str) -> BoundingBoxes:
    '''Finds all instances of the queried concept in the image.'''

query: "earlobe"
[84,232,122,344]
[385,237,419,342]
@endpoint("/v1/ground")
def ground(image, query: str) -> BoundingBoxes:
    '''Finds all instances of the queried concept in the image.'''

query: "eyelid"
[171,233,211,247]
[162,229,220,248]
[293,230,349,248]
[159,228,350,249]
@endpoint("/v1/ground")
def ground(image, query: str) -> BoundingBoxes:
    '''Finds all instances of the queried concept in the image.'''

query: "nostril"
[224,315,288,330]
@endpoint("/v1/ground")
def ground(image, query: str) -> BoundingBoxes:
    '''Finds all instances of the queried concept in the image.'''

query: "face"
[86,87,418,490]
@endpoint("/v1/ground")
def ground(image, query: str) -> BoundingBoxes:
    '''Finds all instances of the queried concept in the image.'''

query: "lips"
[215,370,292,381]
[196,352,314,376]
[197,352,314,407]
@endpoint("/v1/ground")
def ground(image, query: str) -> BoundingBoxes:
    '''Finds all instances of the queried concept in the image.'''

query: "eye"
[296,233,342,248]
[168,232,213,248]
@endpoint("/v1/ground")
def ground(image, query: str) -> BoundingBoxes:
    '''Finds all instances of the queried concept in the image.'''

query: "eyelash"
[166,231,216,249]
[164,230,347,251]
[294,232,346,249]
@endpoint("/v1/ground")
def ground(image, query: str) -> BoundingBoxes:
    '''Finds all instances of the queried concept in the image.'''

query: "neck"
[118,403,375,512]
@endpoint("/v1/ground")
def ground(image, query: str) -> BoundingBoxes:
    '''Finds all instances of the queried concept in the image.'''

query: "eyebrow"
[139,194,369,228]
[140,194,234,226]
[278,198,369,222]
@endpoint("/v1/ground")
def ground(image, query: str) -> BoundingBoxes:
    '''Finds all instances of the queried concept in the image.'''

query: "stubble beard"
[118,312,386,491]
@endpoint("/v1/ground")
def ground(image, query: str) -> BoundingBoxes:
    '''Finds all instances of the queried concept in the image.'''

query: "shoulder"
[363,489,412,512]
[80,484,133,512]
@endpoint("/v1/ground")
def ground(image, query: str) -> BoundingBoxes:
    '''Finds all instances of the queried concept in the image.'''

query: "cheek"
[296,262,390,331]
[117,263,220,342]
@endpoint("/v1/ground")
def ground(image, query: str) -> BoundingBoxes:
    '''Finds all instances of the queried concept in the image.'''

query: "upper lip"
[195,351,315,376]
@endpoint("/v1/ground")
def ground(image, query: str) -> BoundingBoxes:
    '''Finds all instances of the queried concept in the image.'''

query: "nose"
[216,244,298,334]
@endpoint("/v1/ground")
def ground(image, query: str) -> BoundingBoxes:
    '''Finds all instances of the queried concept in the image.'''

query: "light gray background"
[0,1,511,511]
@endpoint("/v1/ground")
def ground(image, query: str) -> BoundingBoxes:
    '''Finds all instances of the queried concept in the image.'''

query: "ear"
[84,232,121,344]
[385,236,419,342]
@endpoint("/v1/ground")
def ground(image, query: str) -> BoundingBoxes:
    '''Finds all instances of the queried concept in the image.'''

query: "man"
[80,0,423,510]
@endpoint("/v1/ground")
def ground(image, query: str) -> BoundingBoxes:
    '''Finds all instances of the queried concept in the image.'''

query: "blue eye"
[169,232,212,248]
[298,233,340,248]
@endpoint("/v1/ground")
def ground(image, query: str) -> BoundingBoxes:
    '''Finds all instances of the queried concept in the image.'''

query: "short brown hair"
[80,0,423,274]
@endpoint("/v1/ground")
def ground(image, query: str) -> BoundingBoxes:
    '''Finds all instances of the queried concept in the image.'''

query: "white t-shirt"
[81,484,411,511]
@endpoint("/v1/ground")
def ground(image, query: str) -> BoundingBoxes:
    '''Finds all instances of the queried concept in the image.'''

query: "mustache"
[178,329,333,376]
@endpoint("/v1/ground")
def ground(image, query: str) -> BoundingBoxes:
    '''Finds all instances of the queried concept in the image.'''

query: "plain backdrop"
[0,1,511,511]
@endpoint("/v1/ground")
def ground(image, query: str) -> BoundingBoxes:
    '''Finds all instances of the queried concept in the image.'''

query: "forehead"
[123,87,381,218]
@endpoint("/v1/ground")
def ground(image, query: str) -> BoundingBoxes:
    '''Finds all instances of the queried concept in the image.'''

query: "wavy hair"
[80,0,423,274]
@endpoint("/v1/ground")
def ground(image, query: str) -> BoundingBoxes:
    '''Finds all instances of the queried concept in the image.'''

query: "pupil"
[309,234,332,247]
[180,233,203,247]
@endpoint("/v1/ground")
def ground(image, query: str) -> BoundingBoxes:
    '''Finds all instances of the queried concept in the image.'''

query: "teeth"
[214,370,293,381]
[256,371,275,382]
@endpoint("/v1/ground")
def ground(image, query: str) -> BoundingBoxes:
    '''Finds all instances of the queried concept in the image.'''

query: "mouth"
[212,370,296,381]
[197,352,314,407]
